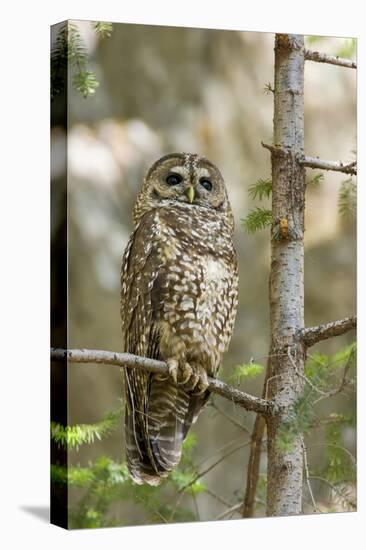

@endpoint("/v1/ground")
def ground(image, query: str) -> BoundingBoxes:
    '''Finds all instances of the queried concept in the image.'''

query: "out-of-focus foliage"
[338,178,357,220]
[228,362,265,383]
[93,22,113,39]
[51,21,113,99]
[307,173,324,187]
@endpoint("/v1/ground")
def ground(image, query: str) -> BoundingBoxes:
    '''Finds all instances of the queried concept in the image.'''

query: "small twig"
[301,437,320,513]
[195,436,246,470]
[51,348,274,415]
[179,441,251,494]
[242,359,271,518]
[261,141,284,155]
[300,157,357,176]
[205,488,232,508]
[190,487,200,521]
[215,502,243,521]
[263,82,275,94]
[242,414,266,518]
[305,49,357,69]
[301,316,356,348]
[313,349,354,405]
[210,401,251,435]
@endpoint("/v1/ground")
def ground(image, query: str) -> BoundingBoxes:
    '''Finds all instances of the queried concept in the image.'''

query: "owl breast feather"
[152,204,238,375]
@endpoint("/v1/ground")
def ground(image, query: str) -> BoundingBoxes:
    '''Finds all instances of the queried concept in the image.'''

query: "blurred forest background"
[51,21,356,527]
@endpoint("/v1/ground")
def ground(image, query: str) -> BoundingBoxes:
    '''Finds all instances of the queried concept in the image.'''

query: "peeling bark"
[265,34,306,516]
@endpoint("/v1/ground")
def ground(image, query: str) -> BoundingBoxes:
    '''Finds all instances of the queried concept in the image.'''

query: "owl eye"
[166,173,183,186]
[200,178,212,191]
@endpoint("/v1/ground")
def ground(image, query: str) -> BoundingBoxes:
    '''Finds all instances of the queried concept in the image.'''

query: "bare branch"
[301,316,356,348]
[261,141,283,155]
[242,414,266,518]
[51,348,274,415]
[261,144,357,176]
[300,156,357,176]
[305,49,356,69]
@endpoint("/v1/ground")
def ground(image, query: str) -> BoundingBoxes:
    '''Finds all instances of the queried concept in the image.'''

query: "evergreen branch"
[301,316,357,348]
[67,22,89,69]
[93,22,113,38]
[73,71,99,98]
[338,178,357,219]
[241,208,272,233]
[307,173,324,186]
[248,178,272,201]
[51,407,122,450]
[51,348,275,415]
[304,49,357,69]
[300,157,357,176]
[51,464,95,487]
[51,21,100,100]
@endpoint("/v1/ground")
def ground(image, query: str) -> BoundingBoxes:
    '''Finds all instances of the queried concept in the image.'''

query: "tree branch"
[300,316,356,348]
[242,414,266,517]
[300,156,357,175]
[51,348,274,416]
[261,143,357,176]
[305,49,357,69]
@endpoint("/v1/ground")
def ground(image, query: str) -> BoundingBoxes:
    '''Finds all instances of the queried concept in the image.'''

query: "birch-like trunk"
[266,34,306,516]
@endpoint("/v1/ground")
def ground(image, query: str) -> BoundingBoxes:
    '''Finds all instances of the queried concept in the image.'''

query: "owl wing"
[120,211,163,482]
[121,210,191,484]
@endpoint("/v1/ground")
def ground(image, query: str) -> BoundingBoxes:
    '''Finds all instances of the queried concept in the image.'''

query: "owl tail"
[125,376,208,486]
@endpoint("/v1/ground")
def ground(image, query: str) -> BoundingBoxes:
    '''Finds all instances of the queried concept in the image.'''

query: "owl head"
[133,153,234,227]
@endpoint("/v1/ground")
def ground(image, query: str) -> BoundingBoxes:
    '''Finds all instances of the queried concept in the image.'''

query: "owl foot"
[185,365,209,395]
[166,359,193,385]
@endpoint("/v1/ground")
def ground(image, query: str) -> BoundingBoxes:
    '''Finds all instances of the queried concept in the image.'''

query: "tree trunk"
[265,34,306,516]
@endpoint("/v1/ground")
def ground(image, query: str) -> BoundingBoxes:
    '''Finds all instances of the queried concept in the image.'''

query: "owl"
[120,152,238,485]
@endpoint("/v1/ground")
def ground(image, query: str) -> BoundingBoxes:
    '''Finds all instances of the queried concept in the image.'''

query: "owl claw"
[167,359,179,384]
[177,363,193,385]
[192,367,209,396]
[164,360,208,394]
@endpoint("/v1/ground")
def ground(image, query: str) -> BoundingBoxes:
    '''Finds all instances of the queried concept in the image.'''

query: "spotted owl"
[120,152,238,485]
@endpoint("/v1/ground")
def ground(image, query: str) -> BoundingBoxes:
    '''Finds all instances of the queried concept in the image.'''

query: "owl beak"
[186,186,195,204]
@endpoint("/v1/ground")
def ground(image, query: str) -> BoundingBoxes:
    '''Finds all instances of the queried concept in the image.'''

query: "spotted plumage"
[120,152,239,485]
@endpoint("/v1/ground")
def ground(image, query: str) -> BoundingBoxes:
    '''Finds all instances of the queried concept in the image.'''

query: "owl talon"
[177,363,193,385]
[167,359,179,384]
[192,367,209,395]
